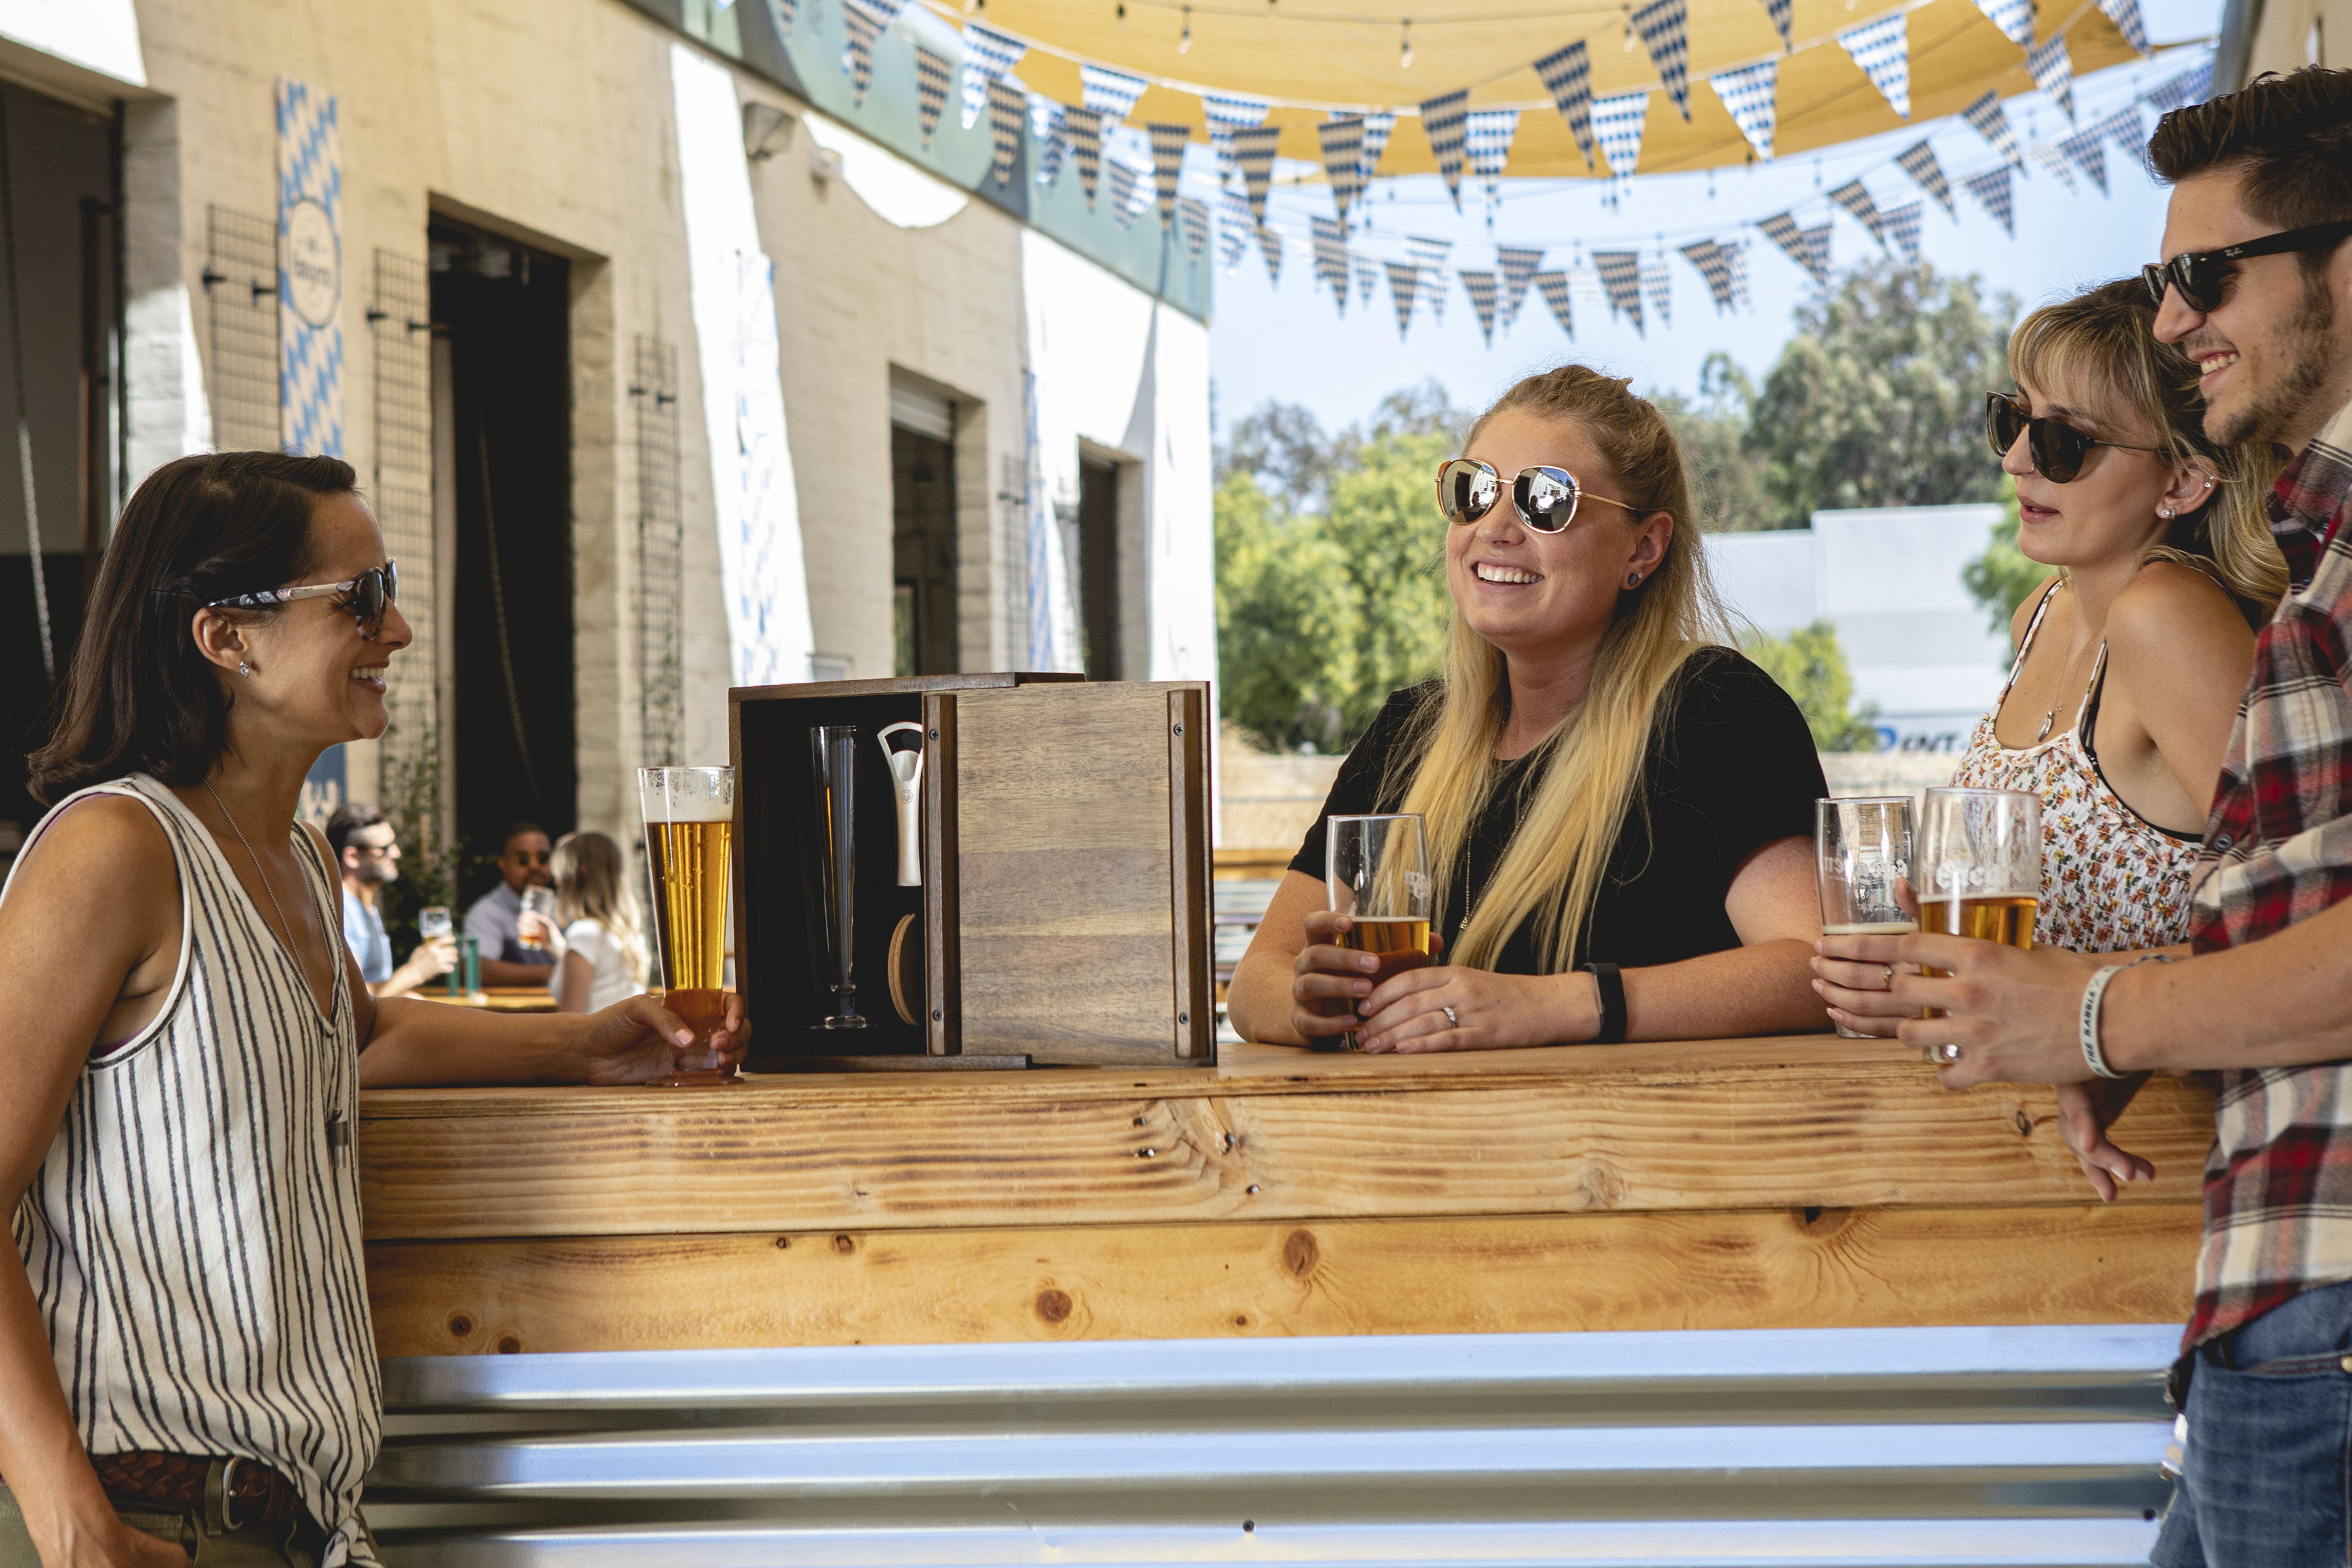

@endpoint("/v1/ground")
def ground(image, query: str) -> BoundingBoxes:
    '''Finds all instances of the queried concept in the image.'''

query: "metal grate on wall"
[631,336,684,769]
[203,205,279,452]
[370,251,438,822]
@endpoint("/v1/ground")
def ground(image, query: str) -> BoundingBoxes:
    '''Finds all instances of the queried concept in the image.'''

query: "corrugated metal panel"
[368,1324,2177,1565]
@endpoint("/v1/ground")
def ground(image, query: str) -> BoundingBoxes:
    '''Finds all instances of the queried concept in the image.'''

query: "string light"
[1179,4,1193,49]
[1117,1,1128,27]
[1399,18,1413,67]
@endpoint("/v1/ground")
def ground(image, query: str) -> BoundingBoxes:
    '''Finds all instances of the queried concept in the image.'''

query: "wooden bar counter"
[358,1036,2215,1359]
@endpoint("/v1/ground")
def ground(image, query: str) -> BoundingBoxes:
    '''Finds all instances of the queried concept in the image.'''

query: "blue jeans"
[2153,1274,2352,1567]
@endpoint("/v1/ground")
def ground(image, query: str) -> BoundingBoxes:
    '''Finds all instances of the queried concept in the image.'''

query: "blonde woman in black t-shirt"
[1226,368,1833,1052]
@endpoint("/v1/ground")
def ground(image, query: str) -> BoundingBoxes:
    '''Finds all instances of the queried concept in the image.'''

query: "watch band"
[1583,961,1627,1045]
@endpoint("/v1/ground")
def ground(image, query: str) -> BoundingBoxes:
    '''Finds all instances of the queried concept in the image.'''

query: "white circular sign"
[283,198,339,329]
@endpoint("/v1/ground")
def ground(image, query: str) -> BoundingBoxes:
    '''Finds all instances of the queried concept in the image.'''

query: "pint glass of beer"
[638,765,737,1086]
[1325,813,1431,1051]
[1816,796,1915,1039]
[1915,787,2040,1024]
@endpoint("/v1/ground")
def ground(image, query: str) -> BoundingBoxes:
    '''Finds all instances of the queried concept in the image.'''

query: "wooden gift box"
[728,674,1215,1070]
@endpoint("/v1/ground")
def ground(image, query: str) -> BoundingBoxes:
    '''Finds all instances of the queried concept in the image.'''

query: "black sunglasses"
[2141,218,2352,313]
[1984,393,2159,484]
[1435,458,1644,533]
[206,561,399,642]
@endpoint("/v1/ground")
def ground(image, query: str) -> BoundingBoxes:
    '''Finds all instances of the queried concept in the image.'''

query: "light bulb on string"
[1179,6,1192,51]
[1117,0,1128,27]
[1399,18,1413,68]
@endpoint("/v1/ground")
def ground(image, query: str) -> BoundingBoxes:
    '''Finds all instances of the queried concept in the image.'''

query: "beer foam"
[639,776,734,824]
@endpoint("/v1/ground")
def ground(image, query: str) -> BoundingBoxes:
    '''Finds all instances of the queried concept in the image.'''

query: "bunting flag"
[1409,235,1452,324]
[1359,113,1396,190]
[1830,179,1887,248]
[987,78,1026,186]
[1759,0,1793,50]
[1680,239,1737,312]
[1311,216,1350,307]
[1569,264,1606,307]
[1257,223,1284,288]
[1149,122,1190,227]
[1460,269,1501,346]
[2098,0,2150,54]
[913,44,953,146]
[1535,269,1576,338]
[776,0,797,41]
[2056,126,2109,193]
[1961,165,2016,236]
[2027,33,2075,122]
[1354,253,1380,308]
[2031,139,2080,192]
[1080,63,1148,123]
[2144,61,2211,114]
[2097,103,2146,157]
[1758,211,1821,284]
[1202,91,1269,185]
[1895,139,1956,216]
[1534,42,1597,167]
[1067,106,1105,208]
[1593,250,1644,335]
[1642,253,1673,329]
[1218,188,1252,268]
[1420,90,1473,210]
[1802,223,1835,283]
[1972,0,2034,48]
[1384,260,1419,338]
[1882,198,1925,263]
[1725,240,1752,308]
[1710,59,1779,161]
[1232,124,1281,225]
[1497,246,1543,325]
[1629,0,1693,120]
[1179,195,1209,257]
[1108,156,1143,227]
[1838,12,1911,119]
[841,0,906,106]
[1031,94,1070,185]
[1465,110,1520,210]
[1593,91,1648,179]
[959,22,1026,129]
[1961,90,2023,167]
[1319,117,1367,225]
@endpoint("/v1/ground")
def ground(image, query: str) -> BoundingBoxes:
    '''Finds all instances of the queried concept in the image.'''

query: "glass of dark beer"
[638,764,737,1085]
[1324,813,1431,1052]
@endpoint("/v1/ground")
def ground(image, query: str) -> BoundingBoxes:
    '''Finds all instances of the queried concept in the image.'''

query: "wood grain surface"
[366,1202,2202,1356]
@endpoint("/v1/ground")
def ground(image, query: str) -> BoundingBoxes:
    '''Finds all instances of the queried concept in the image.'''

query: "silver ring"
[1882,965,1895,988]
[1939,1042,1961,1062]
[1442,1005,1459,1027]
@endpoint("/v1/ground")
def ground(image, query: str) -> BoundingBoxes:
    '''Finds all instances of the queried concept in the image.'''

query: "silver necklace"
[204,781,301,967]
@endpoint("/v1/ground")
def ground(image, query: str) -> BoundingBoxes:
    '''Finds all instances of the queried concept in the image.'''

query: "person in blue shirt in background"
[327,802,455,998]
[463,819,563,987]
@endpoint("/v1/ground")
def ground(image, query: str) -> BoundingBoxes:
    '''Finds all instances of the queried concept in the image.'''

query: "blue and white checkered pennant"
[1802,222,1833,282]
[1419,90,1472,210]
[987,77,1027,185]
[1535,269,1575,337]
[1838,11,1910,118]
[1533,42,1596,167]
[1882,199,1925,262]
[1149,122,1192,227]
[1961,90,2023,167]
[1710,58,1778,159]
[1311,216,1349,310]
[1593,250,1644,335]
[1724,239,1751,307]
[1359,113,1396,189]
[1895,138,1955,216]
[2143,61,2210,114]
[1257,222,1284,289]
[1830,179,1887,247]
[1972,0,2033,46]
[1218,188,1252,269]
[1081,62,1148,122]
[2097,103,2146,155]
[1758,0,1792,50]
[2027,32,2075,122]
[1203,91,1269,185]
[1757,210,1819,283]
[1465,109,1518,211]
[1354,252,1379,308]
[1179,195,1210,257]
[841,0,907,106]
[913,44,953,145]
[2031,140,2078,192]
[1592,91,1648,180]
[2056,125,2108,193]
[1629,0,1693,121]
[2097,0,2150,54]
[1961,165,2015,235]
[1232,123,1282,225]
[960,22,1026,129]
[1679,239,1735,312]
[1409,234,1452,323]
[1459,269,1501,346]
[1496,246,1543,325]
[1067,106,1105,206]
[1319,116,1367,225]
[1641,252,1673,329]
[1031,94,1069,184]
[276,77,341,457]
[1385,260,1419,339]
[1107,153,1143,228]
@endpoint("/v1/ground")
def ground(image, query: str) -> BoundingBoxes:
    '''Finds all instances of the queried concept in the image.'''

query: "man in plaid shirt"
[1868,67,2352,1565]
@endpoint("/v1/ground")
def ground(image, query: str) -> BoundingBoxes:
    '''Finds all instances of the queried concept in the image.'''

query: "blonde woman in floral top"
[1816,278,2284,1034]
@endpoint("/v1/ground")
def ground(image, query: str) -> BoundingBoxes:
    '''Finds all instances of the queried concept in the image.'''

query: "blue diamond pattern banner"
[1710,58,1778,159]
[841,0,907,106]
[1311,215,1350,307]
[2099,0,2150,54]
[1067,105,1105,207]
[1218,188,1252,268]
[2027,33,2075,122]
[988,78,1027,185]
[1534,42,1596,167]
[1385,260,1419,338]
[1759,0,1793,50]
[1642,252,1673,329]
[1108,155,1141,228]
[1679,239,1736,312]
[1360,113,1396,186]
[1883,198,1924,262]
[1961,165,2016,235]
[1961,90,2023,167]
[2031,140,2078,192]
[1319,116,1367,225]
[1232,123,1281,225]
[1202,91,1268,185]
[1149,122,1191,227]
[1420,89,1472,210]
[1354,252,1379,308]
[1802,222,1834,282]
[1030,94,1070,185]
[1497,245,1543,325]
[2144,61,2210,112]
[1829,179,1887,248]
[1459,268,1500,345]
[1895,138,1955,216]
[1629,0,1693,121]
[1593,250,1644,335]
[913,44,953,144]
[1080,63,1148,122]
[959,22,1026,129]
[1409,234,1452,323]
[2057,126,2108,193]
[276,76,341,457]
[1757,210,1820,284]
[1972,0,2034,46]
[1535,269,1576,338]
[1838,12,1910,119]
[1593,90,1648,178]
[1465,109,1519,208]
[1258,223,1283,287]
[1179,195,1209,257]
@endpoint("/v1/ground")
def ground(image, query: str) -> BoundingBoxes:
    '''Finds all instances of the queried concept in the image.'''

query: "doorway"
[429,218,574,893]
[1076,450,1120,680]
[890,378,958,677]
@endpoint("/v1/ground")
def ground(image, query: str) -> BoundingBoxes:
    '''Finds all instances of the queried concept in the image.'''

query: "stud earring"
[238,661,253,677]
[2159,505,2176,519]
[1625,572,1642,588]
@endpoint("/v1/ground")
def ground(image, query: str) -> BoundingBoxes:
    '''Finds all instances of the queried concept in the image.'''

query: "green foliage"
[1656,352,1776,532]
[1961,493,2051,636]
[1743,259,2017,529]
[372,699,459,954]
[1740,620,1881,753]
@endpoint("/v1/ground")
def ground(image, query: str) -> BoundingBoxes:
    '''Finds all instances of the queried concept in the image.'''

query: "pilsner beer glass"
[417,906,452,942]
[811,726,866,1030]
[1916,787,2040,1022]
[1816,796,1916,1039]
[1325,813,1431,1051]
[638,765,738,1085]
[517,887,555,950]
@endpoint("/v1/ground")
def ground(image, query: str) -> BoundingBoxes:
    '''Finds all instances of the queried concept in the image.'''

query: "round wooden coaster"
[887,912,922,1026]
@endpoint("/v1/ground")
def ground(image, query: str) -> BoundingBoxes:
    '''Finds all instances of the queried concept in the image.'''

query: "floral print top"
[1951,581,2202,955]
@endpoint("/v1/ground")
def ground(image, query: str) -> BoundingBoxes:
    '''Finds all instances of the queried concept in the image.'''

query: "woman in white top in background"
[532,831,649,1013]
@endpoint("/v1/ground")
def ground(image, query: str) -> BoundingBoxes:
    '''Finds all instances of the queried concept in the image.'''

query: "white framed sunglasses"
[206,561,399,642]
[1435,459,1644,532]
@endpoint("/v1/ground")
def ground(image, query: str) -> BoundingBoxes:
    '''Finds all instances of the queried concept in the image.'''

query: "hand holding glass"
[1815,796,1916,1040]
[639,765,738,1085]
[1914,787,2040,1029]
[1324,814,1431,1052]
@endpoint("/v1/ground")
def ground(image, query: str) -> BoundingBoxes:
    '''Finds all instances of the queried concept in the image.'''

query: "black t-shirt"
[1289,646,1826,972]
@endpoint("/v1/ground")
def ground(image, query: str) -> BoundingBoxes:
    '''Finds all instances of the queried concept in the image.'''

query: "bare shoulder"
[2107,561,2251,664]
[10,792,175,892]
[2007,575,2063,651]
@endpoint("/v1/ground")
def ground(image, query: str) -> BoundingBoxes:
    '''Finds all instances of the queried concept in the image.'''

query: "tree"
[1657,351,1776,532]
[1744,259,2017,529]
[1961,495,2050,636]
[1740,620,1880,752]
[1215,470,1362,751]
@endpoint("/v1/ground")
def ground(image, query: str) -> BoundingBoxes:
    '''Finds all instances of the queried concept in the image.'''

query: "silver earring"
[1625,572,1642,588]
[238,661,253,677]
[2159,505,2176,519]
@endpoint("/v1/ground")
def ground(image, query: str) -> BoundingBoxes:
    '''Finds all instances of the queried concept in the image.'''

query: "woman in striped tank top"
[0,453,749,1567]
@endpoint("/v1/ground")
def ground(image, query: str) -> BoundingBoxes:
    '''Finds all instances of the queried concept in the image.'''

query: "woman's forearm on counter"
[1624,938,1831,1042]
[357,996,585,1086]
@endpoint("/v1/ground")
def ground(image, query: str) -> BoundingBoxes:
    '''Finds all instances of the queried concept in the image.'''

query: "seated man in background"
[327,800,455,999]
[463,819,561,987]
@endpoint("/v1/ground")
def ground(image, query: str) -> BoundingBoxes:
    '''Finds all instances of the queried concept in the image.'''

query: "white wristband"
[2080,964,2130,1079]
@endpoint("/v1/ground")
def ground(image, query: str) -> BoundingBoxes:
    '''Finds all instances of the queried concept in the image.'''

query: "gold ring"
[1882,965,1895,988]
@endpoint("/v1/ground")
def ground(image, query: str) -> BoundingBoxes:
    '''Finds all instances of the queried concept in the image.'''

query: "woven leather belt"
[90,1452,308,1530]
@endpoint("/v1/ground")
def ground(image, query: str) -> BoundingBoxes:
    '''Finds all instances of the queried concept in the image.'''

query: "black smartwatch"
[1582,961,1626,1045]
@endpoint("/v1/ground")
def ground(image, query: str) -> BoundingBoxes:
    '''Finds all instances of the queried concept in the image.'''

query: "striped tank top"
[1,775,380,1565]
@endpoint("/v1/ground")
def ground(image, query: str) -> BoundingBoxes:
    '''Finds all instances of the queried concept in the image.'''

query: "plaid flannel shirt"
[2183,395,2352,1350]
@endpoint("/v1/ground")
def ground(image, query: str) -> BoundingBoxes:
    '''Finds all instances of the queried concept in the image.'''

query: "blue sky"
[1205,0,2225,436]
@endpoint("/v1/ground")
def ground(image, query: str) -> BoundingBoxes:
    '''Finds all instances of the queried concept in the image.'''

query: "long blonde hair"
[2008,278,2287,621]
[550,830,649,986]
[1385,366,1733,974]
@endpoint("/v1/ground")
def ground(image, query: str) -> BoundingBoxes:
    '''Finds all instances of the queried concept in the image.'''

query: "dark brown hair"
[2148,67,2352,248]
[28,451,356,804]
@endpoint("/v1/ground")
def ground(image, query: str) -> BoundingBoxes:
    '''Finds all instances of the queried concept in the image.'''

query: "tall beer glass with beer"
[1325,813,1430,1051]
[638,765,736,1086]
[1815,795,1915,1039]
[1915,787,2040,1021]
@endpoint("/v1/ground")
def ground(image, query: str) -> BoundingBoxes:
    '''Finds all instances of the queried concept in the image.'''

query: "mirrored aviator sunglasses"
[1435,459,1586,532]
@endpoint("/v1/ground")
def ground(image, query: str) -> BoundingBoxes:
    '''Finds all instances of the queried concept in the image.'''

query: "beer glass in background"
[1916,787,2040,1022]
[1816,796,1916,1040]
[417,906,452,942]
[1325,813,1431,1052]
[638,765,738,1085]
[517,886,555,950]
